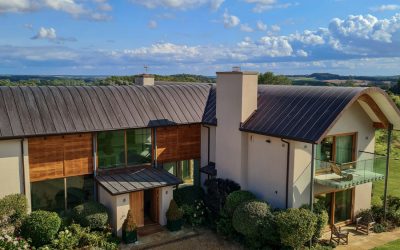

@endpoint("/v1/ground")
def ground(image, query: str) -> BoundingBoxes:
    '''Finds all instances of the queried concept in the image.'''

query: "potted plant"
[166,199,183,231]
[122,210,137,244]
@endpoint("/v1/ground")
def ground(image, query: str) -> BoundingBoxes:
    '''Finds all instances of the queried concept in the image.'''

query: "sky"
[0,0,400,76]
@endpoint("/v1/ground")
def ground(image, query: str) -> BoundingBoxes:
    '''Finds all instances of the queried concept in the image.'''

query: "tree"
[258,72,292,85]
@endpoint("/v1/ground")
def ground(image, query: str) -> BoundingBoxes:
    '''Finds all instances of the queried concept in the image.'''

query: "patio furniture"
[356,217,376,235]
[330,163,354,181]
[330,224,349,245]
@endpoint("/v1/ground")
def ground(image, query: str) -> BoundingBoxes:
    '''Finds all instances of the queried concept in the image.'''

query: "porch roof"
[96,167,182,195]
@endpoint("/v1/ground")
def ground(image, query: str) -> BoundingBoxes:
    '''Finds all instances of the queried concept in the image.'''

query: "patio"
[323,226,400,250]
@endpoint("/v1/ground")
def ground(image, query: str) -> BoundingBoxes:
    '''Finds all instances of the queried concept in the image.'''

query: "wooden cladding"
[29,133,93,182]
[156,124,201,163]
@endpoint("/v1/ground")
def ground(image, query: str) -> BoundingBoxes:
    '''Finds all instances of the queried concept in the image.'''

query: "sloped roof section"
[240,85,400,143]
[96,167,182,195]
[0,84,212,139]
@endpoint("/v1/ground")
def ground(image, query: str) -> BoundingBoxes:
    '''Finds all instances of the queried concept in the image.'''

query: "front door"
[150,188,160,223]
[130,191,144,227]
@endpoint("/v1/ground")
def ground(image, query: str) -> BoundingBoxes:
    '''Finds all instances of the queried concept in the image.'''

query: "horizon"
[0,0,400,76]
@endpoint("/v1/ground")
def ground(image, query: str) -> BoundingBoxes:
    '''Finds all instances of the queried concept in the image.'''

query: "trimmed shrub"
[71,201,109,230]
[0,194,28,233]
[224,190,256,216]
[166,200,183,221]
[203,178,240,221]
[232,200,270,237]
[181,200,207,226]
[173,186,205,207]
[21,210,61,247]
[301,204,329,242]
[260,212,281,247]
[122,210,137,232]
[276,208,317,249]
[216,208,237,238]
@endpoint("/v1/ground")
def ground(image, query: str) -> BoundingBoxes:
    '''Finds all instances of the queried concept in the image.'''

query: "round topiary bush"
[276,208,317,249]
[21,210,61,247]
[225,190,256,216]
[232,200,271,237]
[71,201,109,230]
[173,186,205,207]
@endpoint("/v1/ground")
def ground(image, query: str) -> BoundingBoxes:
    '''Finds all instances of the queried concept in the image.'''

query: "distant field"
[288,77,318,81]
[372,130,400,205]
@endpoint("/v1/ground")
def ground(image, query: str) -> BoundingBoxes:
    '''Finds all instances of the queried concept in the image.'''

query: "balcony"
[314,156,386,189]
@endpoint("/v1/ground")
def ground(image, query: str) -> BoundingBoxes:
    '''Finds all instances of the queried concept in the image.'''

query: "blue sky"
[0,0,400,76]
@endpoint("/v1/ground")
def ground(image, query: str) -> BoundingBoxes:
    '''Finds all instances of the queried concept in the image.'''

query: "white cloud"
[291,30,325,45]
[244,0,297,12]
[31,27,57,40]
[148,20,158,29]
[240,24,254,32]
[31,27,77,43]
[296,49,308,57]
[130,0,224,10]
[223,10,240,28]
[371,4,400,12]
[0,0,111,21]
[270,24,280,32]
[256,20,267,31]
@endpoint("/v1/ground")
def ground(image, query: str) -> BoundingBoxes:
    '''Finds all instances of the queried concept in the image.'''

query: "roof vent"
[232,66,241,72]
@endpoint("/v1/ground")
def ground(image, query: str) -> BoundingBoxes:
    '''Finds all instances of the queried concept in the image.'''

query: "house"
[0,70,399,235]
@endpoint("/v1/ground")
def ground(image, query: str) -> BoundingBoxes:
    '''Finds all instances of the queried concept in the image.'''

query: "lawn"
[372,130,400,205]
[373,239,400,250]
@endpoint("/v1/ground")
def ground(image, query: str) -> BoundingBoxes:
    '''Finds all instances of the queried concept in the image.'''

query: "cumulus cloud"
[256,20,267,31]
[0,0,111,21]
[371,4,400,12]
[223,10,240,28]
[240,24,254,32]
[296,49,308,57]
[129,0,224,10]
[31,27,77,43]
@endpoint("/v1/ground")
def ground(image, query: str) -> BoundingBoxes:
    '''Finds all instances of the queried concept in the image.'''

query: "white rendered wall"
[0,139,27,199]
[159,186,173,226]
[215,72,258,189]
[247,134,287,208]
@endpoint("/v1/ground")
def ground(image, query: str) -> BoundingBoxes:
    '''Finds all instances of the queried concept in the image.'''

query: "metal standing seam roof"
[240,85,395,143]
[96,167,182,195]
[0,84,214,139]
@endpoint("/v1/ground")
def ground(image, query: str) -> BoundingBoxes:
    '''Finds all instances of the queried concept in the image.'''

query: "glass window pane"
[334,189,353,223]
[180,160,194,185]
[127,128,152,165]
[97,131,125,169]
[193,159,200,186]
[31,178,65,212]
[67,175,94,210]
[163,162,177,175]
[336,135,353,164]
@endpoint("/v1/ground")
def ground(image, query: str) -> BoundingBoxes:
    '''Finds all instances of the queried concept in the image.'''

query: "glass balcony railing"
[314,156,386,189]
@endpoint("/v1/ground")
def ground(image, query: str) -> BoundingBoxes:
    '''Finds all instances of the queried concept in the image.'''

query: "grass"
[373,239,400,250]
[372,130,400,205]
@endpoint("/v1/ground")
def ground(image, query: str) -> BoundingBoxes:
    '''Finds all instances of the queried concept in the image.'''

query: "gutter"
[281,138,290,209]
[20,139,26,195]
[203,125,211,164]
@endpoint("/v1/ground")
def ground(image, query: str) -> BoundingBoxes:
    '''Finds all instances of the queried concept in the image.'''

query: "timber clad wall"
[29,133,93,182]
[156,124,201,163]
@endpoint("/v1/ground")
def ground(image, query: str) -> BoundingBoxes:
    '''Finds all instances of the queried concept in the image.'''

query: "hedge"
[232,200,270,237]
[21,210,61,247]
[224,190,256,216]
[71,201,109,230]
[173,186,204,206]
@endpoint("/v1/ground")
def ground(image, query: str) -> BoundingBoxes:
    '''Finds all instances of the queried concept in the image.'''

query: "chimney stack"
[135,74,154,86]
[215,69,258,188]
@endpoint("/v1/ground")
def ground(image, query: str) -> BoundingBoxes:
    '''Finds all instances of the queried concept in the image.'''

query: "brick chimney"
[215,68,258,188]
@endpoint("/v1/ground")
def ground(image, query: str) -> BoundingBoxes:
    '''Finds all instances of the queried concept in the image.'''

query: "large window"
[162,159,200,187]
[31,175,94,212]
[97,128,152,169]
[97,131,125,169]
[127,129,152,165]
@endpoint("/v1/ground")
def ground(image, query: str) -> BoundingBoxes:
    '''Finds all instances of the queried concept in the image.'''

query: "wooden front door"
[150,188,160,223]
[130,191,144,227]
